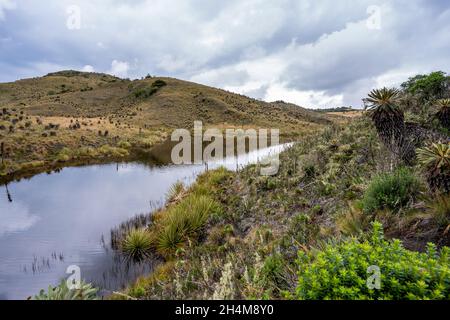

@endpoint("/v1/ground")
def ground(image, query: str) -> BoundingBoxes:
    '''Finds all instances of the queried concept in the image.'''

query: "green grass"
[155,194,222,257]
[122,229,153,261]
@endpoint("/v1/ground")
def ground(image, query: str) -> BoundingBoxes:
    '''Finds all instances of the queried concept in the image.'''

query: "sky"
[0,0,449,108]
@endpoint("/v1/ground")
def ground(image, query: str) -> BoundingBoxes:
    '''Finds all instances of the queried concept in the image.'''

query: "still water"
[0,144,287,300]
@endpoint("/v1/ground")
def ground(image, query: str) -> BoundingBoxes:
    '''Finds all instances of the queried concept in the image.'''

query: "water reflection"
[4,183,12,202]
[0,143,288,300]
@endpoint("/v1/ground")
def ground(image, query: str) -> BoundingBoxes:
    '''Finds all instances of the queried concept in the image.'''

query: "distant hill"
[0,70,331,131]
[0,70,334,181]
[313,106,358,113]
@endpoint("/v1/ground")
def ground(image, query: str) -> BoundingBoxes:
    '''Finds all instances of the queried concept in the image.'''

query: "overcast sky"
[0,0,449,108]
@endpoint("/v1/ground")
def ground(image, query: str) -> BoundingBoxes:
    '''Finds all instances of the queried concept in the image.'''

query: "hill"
[0,71,332,181]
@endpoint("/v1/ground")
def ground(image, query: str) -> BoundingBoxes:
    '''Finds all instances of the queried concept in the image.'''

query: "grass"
[165,181,185,203]
[425,194,450,228]
[155,194,222,257]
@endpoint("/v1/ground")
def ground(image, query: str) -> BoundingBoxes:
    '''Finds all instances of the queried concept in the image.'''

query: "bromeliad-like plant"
[417,142,450,193]
[32,280,98,300]
[156,194,221,257]
[365,88,404,146]
[435,99,450,130]
[121,228,153,261]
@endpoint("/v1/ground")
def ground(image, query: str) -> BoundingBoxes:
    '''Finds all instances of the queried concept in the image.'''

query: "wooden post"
[1,142,4,164]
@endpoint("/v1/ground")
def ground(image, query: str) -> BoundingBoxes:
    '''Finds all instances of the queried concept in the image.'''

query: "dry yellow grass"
[326,111,363,118]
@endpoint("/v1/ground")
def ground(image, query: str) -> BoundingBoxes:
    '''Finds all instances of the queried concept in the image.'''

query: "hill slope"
[0,71,331,181]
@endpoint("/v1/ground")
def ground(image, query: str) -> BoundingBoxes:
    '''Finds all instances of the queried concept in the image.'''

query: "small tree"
[401,71,449,102]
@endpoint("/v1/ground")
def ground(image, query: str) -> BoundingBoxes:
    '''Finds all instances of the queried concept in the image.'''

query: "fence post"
[1,142,4,164]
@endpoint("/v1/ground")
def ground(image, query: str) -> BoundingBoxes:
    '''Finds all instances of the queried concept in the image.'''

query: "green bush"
[152,79,167,88]
[133,80,167,99]
[362,167,421,213]
[261,253,286,290]
[292,222,450,300]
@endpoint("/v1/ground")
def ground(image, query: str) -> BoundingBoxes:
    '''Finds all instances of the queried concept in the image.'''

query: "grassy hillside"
[112,117,449,300]
[0,70,331,182]
[103,71,450,301]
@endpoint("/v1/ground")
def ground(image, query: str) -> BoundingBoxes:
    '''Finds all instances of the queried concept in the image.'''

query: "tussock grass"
[121,229,153,261]
[155,194,222,257]
[165,181,185,203]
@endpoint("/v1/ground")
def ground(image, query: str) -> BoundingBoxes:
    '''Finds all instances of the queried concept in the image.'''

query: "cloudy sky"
[0,0,449,108]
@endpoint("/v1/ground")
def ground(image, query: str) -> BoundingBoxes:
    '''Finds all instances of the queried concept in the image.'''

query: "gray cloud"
[0,0,449,108]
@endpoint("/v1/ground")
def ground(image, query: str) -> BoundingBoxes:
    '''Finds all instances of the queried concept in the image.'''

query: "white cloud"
[0,0,15,20]
[81,64,95,72]
[265,83,344,108]
[0,0,449,107]
[108,60,129,78]
[0,202,40,235]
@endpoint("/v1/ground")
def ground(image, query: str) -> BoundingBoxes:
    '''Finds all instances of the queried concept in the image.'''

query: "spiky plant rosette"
[435,99,450,129]
[33,280,98,300]
[365,87,404,144]
[121,228,153,261]
[417,142,450,193]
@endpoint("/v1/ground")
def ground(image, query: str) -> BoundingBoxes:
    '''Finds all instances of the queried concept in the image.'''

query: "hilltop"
[0,70,332,181]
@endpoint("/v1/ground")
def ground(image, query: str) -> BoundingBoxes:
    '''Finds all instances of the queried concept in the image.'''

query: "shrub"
[117,140,132,149]
[122,229,153,261]
[77,146,99,158]
[362,167,421,213]
[33,280,98,300]
[261,253,286,290]
[56,147,72,162]
[152,79,167,88]
[292,222,450,300]
[289,213,319,244]
[98,145,129,157]
[133,80,167,99]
